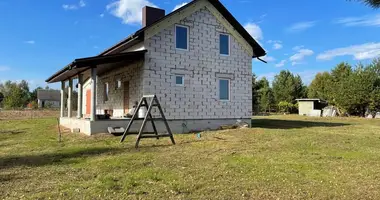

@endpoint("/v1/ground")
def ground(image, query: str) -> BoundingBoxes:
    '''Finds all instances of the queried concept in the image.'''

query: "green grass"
[1,115,380,199]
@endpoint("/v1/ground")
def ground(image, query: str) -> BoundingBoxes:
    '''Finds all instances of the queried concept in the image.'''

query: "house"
[37,90,61,108]
[45,0,266,135]
[296,99,327,117]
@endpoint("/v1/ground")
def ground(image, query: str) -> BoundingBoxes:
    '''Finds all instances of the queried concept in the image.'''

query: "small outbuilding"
[296,99,327,117]
[37,90,61,108]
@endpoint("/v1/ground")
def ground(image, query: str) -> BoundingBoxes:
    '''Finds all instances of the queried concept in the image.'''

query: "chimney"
[142,6,165,27]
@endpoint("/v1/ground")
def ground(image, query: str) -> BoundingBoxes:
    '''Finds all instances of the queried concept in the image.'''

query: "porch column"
[90,67,97,121]
[77,74,83,119]
[67,78,73,118]
[60,81,65,118]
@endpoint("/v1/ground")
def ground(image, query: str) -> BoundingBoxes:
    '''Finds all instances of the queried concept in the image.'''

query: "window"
[175,25,189,50]
[219,79,230,101]
[175,75,184,86]
[104,83,109,102]
[219,34,230,55]
[115,80,121,89]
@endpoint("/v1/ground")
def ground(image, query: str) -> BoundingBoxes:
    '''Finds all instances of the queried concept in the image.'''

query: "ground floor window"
[219,79,230,101]
[104,82,109,102]
[175,75,184,86]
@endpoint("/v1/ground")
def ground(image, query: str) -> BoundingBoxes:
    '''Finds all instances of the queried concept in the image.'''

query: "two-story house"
[46,0,266,135]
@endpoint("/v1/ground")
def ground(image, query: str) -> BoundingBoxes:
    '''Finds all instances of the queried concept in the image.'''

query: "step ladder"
[120,95,176,148]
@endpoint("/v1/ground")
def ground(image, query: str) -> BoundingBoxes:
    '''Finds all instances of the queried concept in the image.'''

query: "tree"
[30,87,43,102]
[257,77,274,112]
[349,0,380,8]
[0,80,31,109]
[272,70,306,104]
[308,72,333,101]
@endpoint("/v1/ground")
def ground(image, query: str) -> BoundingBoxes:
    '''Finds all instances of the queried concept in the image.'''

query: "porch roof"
[45,50,147,83]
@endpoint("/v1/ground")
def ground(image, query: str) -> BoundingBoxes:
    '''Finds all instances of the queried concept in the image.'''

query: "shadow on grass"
[0,129,27,134]
[0,147,124,170]
[251,118,349,129]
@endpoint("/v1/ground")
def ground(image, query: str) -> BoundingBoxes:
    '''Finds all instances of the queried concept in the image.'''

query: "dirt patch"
[0,110,60,120]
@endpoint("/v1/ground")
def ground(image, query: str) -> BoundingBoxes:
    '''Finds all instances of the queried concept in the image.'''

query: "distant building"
[296,99,327,117]
[37,90,61,108]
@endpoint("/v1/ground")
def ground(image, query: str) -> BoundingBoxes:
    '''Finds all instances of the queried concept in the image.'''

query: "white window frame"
[115,80,122,90]
[104,82,109,102]
[219,79,230,101]
[175,75,185,86]
[175,24,189,51]
[219,33,230,56]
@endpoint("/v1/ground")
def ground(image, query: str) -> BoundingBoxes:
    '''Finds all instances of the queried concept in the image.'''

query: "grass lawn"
[1,115,380,199]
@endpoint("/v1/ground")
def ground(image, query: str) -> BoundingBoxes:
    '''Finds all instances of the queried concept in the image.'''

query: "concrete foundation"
[59,117,251,135]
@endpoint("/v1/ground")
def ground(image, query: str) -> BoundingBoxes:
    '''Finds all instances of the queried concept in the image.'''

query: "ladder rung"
[139,104,159,107]
[143,95,155,98]
[140,134,171,139]
[134,118,164,121]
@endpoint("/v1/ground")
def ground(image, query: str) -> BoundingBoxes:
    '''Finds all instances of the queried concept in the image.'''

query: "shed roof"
[296,99,328,103]
[37,90,61,101]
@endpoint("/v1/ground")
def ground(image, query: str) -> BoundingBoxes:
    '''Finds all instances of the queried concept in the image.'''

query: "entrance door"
[124,81,130,114]
[86,89,91,115]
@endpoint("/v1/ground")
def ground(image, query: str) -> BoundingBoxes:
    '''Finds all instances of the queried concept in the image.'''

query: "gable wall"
[143,7,253,119]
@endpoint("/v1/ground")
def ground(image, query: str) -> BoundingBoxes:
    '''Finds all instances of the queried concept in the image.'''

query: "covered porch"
[46,50,147,134]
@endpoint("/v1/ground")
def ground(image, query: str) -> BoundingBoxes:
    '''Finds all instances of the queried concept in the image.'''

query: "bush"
[278,101,298,113]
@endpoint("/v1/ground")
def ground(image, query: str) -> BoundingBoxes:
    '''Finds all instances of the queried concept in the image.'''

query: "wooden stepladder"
[120,95,176,148]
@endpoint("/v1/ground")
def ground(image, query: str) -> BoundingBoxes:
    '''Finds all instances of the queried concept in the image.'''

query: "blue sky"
[0,0,379,89]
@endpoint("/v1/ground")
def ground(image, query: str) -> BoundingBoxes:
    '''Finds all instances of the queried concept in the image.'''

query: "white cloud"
[334,14,380,27]
[244,22,263,41]
[273,43,283,50]
[292,45,304,51]
[107,0,157,25]
[275,60,286,67]
[63,0,86,10]
[317,42,380,61]
[267,40,283,50]
[263,56,275,62]
[24,40,35,44]
[286,21,316,32]
[289,49,314,65]
[172,2,188,11]
[100,13,105,18]
[79,0,86,7]
[0,66,10,72]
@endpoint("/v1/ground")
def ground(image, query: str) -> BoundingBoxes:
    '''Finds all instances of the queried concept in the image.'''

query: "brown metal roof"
[46,50,147,83]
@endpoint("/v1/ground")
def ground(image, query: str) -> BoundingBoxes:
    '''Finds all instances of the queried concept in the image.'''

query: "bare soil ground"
[0,110,60,120]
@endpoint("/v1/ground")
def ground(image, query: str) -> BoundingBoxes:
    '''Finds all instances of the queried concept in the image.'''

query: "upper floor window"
[175,75,184,86]
[219,79,230,101]
[175,25,189,50]
[220,34,230,55]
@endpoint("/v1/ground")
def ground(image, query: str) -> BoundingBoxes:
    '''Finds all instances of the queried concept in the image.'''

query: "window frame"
[175,24,189,51]
[104,82,109,102]
[219,33,230,56]
[219,79,230,101]
[175,75,185,86]
[115,80,122,90]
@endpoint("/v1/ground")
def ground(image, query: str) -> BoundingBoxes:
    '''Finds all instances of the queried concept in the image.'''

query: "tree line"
[253,58,380,116]
[0,81,52,109]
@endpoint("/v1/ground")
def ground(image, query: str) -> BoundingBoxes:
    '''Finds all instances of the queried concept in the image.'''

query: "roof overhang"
[46,50,147,83]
